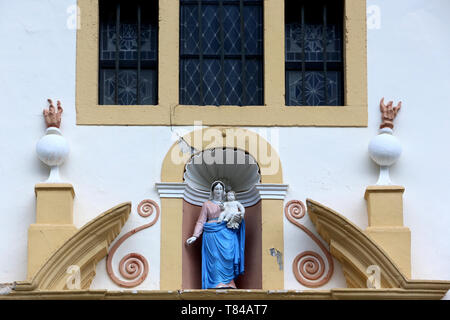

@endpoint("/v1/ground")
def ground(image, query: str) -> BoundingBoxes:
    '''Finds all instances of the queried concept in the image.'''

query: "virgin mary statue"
[186,180,245,289]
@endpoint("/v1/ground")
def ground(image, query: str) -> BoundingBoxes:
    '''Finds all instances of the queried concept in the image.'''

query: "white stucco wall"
[0,0,449,293]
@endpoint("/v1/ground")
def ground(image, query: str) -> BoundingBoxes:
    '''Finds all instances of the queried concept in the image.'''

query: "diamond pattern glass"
[223,59,243,105]
[223,5,241,55]
[180,0,263,106]
[180,4,200,55]
[203,59,222,105]
[180,59,201,105]
[244,5,263,55]
[244,59,263,105]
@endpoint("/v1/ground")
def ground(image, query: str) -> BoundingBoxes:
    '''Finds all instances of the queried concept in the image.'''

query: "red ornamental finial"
[43,99,63,128]
[380,97,402,130]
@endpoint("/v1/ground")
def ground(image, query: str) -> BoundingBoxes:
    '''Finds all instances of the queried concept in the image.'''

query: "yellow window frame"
[76,0,367,126]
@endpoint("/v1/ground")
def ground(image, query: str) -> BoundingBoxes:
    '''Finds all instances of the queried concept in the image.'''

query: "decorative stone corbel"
[307,199,450,299]
[17,203,131,291]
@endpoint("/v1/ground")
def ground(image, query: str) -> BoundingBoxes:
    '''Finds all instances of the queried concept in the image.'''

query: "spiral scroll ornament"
[137,200,156,217]
[285,200,334,288]
[106,199,160,288]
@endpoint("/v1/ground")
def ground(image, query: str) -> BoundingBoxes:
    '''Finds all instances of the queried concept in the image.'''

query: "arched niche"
[157,127,288,290]
[181,148,262,289]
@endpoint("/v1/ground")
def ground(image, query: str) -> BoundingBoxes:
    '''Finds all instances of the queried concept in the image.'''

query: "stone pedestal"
[27,184,77,279]
[364,186,411,278]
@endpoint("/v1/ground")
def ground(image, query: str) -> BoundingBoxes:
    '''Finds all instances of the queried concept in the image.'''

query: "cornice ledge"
[34,183,75,197]
[306,199,450,299]
[254,184,289,200]
[2,288,448,300]
[329,288,449,300]
[155,182,187,198]
[155,183,288,206]
[14,202,131,291]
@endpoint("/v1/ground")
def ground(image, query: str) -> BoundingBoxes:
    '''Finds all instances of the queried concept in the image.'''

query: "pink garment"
[193,201,222,238]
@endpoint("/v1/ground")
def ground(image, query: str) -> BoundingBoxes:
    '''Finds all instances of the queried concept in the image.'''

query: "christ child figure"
[218,191,245,229]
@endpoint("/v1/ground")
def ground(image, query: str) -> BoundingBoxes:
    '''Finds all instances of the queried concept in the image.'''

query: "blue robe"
[201,220,245,289]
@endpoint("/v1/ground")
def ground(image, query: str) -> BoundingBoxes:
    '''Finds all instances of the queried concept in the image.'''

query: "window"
[76,0,367,126]
[99,0,158,105]
[179,0,263,106]
[285,0,344,106]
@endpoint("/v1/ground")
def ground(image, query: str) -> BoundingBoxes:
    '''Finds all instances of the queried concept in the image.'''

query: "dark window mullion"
[115,3,121,105]
[219,0,225,106]
[301,4,306,106]
[180,54,261,59]
[286,61,342,72]
[181,4,186,105]
[323,4,328,105]
[285,0,343,107]
[239,0,246,106]
[198,0,205,105]
[100,0,158,106]
[180,0,262,106]
[155,5,159,106]
[182,0,260,4]
[338,2,344,105]
[137,4,141,105]
[100,60,155,69]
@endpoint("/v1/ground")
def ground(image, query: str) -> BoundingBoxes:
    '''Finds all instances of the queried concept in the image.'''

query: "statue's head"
[226,191,236,202]
[210,180,225,201]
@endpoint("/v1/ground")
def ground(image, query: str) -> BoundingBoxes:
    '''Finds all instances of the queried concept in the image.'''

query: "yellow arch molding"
[14,203,131,291]
[161,127,283,183]
[160,127,285,289]
[307,199,450,299]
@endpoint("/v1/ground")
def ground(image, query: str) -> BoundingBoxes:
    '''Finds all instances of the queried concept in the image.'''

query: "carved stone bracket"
[306,199,450,298]
[14,203,131,291]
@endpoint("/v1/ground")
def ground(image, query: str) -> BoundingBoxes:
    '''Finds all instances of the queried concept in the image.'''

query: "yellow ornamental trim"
[76,0,367,126]
[306,199,450,299]
[14,203,131,291]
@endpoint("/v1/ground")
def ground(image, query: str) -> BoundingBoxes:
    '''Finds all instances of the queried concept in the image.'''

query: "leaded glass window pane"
[180,0,264,106]
[101,69,157,105]
[287,71,341,106]
[285,0,344,106]
[99,0,158,105]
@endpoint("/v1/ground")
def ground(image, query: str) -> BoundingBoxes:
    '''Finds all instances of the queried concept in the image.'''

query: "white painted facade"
[0,0,449,294]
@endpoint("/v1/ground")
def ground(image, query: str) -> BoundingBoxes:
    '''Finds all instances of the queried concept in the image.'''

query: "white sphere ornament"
[368,128,402,185]
[36,127,70,182]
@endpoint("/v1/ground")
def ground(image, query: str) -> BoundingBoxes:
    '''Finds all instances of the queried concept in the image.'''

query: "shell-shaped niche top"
[183,148,261,207]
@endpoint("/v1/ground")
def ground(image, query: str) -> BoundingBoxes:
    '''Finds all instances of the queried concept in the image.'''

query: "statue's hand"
[186,236,197,245]
[233,213,243,224]
[43,99,63,128]
[219,203,225,211]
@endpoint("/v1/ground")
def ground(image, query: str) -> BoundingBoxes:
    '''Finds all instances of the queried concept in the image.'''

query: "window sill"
[76,104,367,127]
